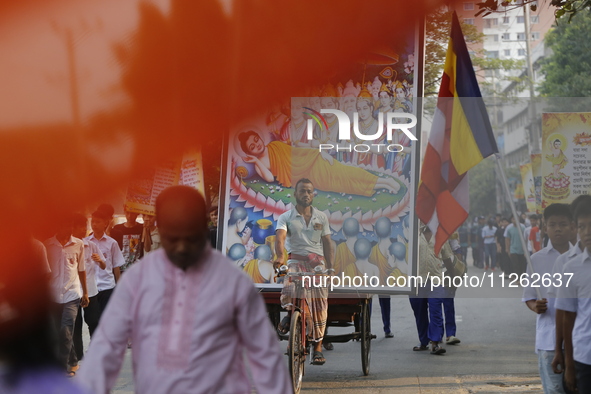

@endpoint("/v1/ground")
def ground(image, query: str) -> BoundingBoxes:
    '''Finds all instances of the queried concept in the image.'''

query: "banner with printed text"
[125,150,205,215]
[542,113,591,207]
[520,162,536,213]
[530,153,542,214]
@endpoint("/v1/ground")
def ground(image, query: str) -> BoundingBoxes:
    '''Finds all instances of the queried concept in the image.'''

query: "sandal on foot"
[413,345,429,351]
[67,371,76,378]
[277,316,290,334]
[312,350,326,365]
[323,342,334,351]
[430,344,446,355]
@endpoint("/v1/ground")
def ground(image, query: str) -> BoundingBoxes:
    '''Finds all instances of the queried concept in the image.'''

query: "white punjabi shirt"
[555,248,591,365]
[521,241,561,352]
[44,236,85,304]
[87,233,125,292]
[78,247,291,394]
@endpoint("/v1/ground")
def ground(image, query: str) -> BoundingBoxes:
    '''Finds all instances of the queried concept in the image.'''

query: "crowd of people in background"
[462,195,591,393]
[0,189,287,394]
[460,210,550,277]
[44,204,164,378]
[3,189,591,393]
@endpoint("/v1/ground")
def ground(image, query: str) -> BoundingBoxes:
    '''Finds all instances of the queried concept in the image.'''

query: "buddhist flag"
[416,11,498,254]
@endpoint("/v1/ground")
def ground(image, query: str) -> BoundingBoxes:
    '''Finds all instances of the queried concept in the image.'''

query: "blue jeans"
[427,286,446,343]
[537,350,565,394]
[483,243,497,269]
[442,287,456,338]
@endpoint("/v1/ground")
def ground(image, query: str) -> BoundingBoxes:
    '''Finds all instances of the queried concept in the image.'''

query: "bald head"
[156,186,209,269]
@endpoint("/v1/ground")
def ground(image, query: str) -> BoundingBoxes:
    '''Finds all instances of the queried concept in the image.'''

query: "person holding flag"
[413,11,498,354]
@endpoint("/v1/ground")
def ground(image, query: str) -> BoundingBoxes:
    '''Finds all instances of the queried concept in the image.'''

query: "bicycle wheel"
[289,310,305,393]
[360,299,371,376]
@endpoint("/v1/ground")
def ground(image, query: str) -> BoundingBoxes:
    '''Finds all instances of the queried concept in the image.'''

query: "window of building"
[486,50,499,59]
[517,15,524,23]
[531,15,539,24]
[504,49,511,56]
[464,2,474,10]
[518,48,526,56]
[531,32,540,40]
[486,34,499,42]
[502,33,510,40]
[517,32,526,40]
[484,18,499,28]
[464,18,474,25]
[503,16,510,24]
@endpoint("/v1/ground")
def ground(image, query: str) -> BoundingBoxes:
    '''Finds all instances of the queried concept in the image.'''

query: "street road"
[78,263,545,393]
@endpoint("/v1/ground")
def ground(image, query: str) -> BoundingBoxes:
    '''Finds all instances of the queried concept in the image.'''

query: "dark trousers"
[378,296,391,334]
[409,284,432,346]
[497,251,509,273]
[427,286,446,343]
[459,246,468,262]
[442,295,456,338]
[510,253,527,276]
[70,295,100,366]
[483,243,497,269]
[575,360,591,393]
[409,296,429,347]
[53,299,80,370]
[97,288,114,315]
[472,246,483,268]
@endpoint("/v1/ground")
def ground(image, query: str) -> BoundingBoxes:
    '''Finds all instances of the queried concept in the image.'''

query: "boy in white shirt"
[522,203,573,394]
[556,199,591,393]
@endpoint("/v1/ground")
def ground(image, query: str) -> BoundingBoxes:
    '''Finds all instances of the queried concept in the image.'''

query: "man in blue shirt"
[505,216,526,277]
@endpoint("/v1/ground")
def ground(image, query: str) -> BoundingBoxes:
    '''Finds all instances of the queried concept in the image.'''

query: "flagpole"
[493,153,541,300]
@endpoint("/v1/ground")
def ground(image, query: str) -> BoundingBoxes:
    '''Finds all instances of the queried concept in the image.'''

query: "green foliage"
[469,157,497,217]
[539,9,591,98]
[424,9,483,96]
[473,57,526,97]
[424,9,523,98]
[476,0,591,22]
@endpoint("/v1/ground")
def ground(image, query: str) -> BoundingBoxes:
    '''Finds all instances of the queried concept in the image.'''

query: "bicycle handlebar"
[286,267,335,277]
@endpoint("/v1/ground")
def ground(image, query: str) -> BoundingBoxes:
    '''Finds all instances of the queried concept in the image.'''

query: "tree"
[539,9,591,97]
[475,0,585,22]
[469,157,497,217]
[424,9,482,96]
[472,57,526,96]
[424,9,524,98]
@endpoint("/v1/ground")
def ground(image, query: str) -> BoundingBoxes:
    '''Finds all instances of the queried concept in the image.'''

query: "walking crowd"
[0,186,290,394]
[458,195,591,393]
[2,187,591,393]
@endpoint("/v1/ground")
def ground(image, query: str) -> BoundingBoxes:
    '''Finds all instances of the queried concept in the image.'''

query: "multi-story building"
[455,3,555,212]
[457,1,553,93]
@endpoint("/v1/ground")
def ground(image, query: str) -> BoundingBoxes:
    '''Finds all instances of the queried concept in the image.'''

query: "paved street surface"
[76,260,544,393]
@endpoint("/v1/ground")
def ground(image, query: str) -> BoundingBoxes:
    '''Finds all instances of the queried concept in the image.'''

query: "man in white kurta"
[78,186,290,394]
